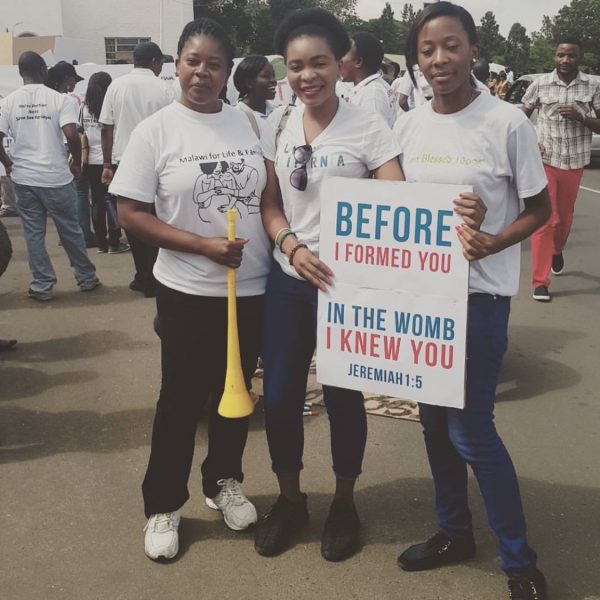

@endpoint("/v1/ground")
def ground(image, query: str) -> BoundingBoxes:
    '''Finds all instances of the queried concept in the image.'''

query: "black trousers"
[85,164,121,248]
[142,281,263,517]
[112,163,157,289]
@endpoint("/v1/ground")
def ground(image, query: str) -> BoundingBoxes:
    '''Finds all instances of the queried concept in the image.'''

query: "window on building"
[105,37,151,64]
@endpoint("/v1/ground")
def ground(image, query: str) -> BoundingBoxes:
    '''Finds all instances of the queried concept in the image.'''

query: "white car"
[505,73,600,160]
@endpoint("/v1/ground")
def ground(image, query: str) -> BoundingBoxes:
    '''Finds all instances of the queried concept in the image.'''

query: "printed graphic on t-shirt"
[275,142,347,170]
[192,158,260,223]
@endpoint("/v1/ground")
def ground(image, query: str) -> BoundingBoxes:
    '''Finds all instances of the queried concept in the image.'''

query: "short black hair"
[557,37,582,50]
[234,55,270,97]
[274,8,350,61]
[405,1,477,86]
[472,59,490,83]
[18,51,47,79]
[177,18,235,71]
[352,32,384,75]
[133,41,164,67]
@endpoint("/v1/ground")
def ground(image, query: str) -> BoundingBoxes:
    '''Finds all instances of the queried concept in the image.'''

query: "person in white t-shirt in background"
[81,72,129,255]
[392,4,550,599]
[0,52,99,301]
[396,64,433,113]
[110,17,271,562]
[234,55,277,136]
[505,66,514,85]
[100,41,174,297]
[339,31,396,127]
[46,61,98,248]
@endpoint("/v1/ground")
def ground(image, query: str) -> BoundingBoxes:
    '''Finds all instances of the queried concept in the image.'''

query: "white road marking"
[580,185,600,194]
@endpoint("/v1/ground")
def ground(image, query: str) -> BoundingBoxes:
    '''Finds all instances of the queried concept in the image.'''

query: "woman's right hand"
[201,237,248,268]
[290,246,333,292]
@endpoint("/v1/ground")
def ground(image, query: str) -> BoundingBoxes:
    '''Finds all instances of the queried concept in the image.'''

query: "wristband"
[289,243,308,266]
[278,230,297,252]
[274,227,291,249]
[103,163,113,168]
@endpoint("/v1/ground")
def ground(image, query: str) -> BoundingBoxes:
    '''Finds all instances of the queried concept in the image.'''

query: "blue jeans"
[419,294,537,577]
[13,181,97,293]
[263,262,367,480]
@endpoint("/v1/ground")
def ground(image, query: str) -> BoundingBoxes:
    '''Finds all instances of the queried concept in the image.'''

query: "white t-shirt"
[348,72,396,127]
[393,92,547,297]
[396,68,433,109]
[0,84,78,187]
[109,101,271,297]
[235,100,275,138]
[261,101,401,280]
[99,68,174,163]
[81,105,103,165]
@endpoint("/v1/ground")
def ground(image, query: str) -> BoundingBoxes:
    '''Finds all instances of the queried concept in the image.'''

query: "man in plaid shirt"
[522,38,600,302]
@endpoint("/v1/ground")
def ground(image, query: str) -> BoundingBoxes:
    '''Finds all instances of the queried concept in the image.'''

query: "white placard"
[316,177,471,409]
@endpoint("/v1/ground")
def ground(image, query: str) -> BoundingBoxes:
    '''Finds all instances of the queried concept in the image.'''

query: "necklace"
[432,87,479,114]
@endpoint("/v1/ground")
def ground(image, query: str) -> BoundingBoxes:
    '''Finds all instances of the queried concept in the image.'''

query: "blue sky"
[356,0,569,36]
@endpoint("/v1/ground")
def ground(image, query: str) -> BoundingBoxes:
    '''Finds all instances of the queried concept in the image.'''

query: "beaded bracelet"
[278,230,297,252]
[289,243,308,266]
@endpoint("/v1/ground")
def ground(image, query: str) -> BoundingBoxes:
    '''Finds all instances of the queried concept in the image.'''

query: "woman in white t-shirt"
[109,18,272,562]
[81,72,129,254]
[234,55,277,135]
[392,4,550,599]
[254,8,404,562]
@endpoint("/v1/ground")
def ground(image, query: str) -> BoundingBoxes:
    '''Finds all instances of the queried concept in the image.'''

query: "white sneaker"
[143,509,182,560]
[205,478,257,531]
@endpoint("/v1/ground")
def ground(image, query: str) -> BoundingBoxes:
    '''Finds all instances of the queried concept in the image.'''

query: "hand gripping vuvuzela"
[217,210,255,418]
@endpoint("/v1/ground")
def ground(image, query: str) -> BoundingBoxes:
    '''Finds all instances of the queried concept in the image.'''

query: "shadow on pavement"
[551,271,600,298]
[0,330,149,364]
[499,325,584,401]
[165,476,600,600]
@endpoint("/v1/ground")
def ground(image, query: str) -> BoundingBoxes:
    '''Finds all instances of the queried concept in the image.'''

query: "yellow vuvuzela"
[218,209,255,418]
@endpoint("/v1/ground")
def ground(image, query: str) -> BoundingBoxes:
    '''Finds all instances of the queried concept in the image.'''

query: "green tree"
[528,34,555,73]
[366,2,405,54]
[400,3,417,27]
[477,11,505,62]
[546,0,600,72]
[504,22,530,74]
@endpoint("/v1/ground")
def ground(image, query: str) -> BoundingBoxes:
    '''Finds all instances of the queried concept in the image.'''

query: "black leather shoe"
[321,499,360,562]
[397,531,475,571]
[508,568,547,600]
[254,494,308,557]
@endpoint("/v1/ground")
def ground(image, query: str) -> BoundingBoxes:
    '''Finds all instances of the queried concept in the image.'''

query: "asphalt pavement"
[1,171,599,600]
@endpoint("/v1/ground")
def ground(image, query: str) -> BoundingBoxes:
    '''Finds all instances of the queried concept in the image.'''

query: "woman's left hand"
[456,224,500,262]
[453,192,487,230]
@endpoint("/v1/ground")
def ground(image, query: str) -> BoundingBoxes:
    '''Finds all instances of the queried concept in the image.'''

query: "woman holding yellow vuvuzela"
[109,18,271,561]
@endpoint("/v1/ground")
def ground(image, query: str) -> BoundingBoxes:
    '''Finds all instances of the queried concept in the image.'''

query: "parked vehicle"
[505,73,600,160]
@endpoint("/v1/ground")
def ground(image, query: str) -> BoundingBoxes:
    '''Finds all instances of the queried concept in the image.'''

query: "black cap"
[52,60,84,82]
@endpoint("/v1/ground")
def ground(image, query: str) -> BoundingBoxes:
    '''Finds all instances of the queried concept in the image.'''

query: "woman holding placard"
[255,7,405,562]
[392,3,550,599]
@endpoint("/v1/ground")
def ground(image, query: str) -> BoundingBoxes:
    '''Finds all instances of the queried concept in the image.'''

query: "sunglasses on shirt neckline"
[290,144,313,191]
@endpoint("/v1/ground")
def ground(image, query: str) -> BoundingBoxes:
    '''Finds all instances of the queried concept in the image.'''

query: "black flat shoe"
[254,494,308,557]
[321,499,360,562]
[508,568,547,600]
[397,531,475,572]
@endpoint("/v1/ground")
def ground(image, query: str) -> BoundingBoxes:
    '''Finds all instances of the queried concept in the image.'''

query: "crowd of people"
[2,2,600,599]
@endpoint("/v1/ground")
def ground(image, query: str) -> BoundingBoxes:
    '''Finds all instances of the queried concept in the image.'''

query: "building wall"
[0,0,64,37]
[0,33,13,65]
[60,0,193,63]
